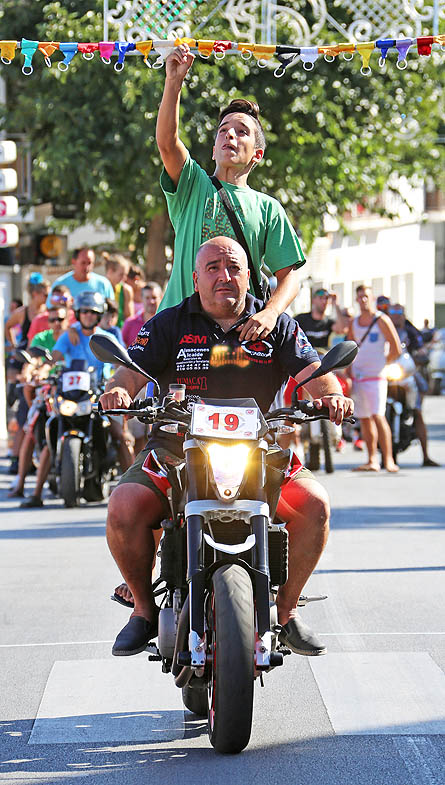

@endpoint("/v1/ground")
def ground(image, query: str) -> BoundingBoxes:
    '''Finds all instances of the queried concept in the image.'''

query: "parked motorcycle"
[428,328,445,395]
[46,359,118,507]
[384,350,418,461]
[90,333,357,754]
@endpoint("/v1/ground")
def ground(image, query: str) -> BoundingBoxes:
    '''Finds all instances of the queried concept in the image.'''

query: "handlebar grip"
[298,399,331,418]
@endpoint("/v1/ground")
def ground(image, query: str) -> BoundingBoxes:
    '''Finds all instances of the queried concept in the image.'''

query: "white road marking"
[310,652,445,735]
[0,641,114,648]
[2,632,445,649]
[29,660,185,744]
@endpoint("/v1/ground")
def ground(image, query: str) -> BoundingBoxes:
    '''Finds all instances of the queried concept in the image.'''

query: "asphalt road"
[0,397,444,784]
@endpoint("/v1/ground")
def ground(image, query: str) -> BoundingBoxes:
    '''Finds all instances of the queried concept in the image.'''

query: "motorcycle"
[428,328,445,395]
[90,333,357,754]
[384,350,418,461]
[45,359,119,507]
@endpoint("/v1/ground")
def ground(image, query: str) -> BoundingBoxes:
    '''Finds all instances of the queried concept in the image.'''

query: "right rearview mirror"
[291,341,358,405]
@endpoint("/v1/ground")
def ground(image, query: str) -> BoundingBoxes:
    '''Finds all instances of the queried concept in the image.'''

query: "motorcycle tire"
[83,474,110,503]
[432,378,442,396]
[306,442,320,471]
[207,564,254,754]
[321,420,334,474]
[59,437,82,508]
[182,682,207,717]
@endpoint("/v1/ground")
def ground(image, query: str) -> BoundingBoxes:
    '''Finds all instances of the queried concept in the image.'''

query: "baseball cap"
[313,288,329,297]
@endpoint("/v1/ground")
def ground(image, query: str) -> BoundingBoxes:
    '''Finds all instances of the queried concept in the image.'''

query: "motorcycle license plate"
[62,371,90,393]
[191,403,258,440]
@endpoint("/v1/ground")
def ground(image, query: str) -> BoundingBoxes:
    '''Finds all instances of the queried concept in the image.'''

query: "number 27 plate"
[191,403,258,440]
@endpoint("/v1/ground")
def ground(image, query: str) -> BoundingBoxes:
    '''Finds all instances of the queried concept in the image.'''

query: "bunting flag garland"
[0,34,444,77]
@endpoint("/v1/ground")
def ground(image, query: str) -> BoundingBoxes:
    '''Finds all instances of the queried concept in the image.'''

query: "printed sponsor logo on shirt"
[179,334,207,345]
[241,339,273,360]
[135,335,149,347]
[176,376,208,391]
[293,326,313,355]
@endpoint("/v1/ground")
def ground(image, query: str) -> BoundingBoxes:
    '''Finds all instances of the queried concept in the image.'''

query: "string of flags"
[0,35,444,78]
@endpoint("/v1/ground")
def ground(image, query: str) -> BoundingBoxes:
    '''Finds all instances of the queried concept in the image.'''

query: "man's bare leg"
[354,416,380,471]
[275,478,330,625]
[9,431,33,495]
[374,414,398,472]
[34,445,51,498]
[114,528,163,604]
[107,483,164,623]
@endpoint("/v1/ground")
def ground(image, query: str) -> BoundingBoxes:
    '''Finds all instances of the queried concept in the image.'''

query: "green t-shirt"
[30,329,57,352]
[159,154,306,311]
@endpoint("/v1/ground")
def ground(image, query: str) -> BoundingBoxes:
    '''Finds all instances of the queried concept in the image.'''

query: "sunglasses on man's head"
[389,308,403,315]
[48,316,65,323]
[51,295,68,304]
[314,289,329,297]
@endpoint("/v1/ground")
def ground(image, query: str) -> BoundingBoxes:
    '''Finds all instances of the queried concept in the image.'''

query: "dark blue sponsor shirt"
[127,293,318,414]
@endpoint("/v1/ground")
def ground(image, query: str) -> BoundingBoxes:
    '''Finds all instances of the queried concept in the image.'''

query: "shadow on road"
[0,715,444,785]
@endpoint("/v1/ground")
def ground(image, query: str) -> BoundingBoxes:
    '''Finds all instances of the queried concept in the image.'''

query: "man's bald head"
[195,236,248,272]
[192,236,250,319]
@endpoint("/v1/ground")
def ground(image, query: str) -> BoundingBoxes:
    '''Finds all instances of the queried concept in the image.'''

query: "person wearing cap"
[52,292,134,475]
[295,289,348,351]
[51,292,110,374]
[48,247,114,304]
[376,295,391,314]
[155,43,306,340]
[5,276,49,350]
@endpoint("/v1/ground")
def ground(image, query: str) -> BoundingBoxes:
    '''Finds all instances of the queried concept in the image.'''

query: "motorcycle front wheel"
[207,564,254,754]
[59,437,82,507]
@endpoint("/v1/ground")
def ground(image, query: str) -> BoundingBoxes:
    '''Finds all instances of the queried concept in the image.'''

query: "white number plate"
[191,403,258,440]
[62,371,90,393]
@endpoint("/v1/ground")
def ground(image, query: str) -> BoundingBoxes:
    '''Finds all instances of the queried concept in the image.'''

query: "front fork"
[186,510,280,673]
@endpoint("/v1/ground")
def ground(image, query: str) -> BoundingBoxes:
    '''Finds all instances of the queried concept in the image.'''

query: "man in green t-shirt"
[156,43,306,342]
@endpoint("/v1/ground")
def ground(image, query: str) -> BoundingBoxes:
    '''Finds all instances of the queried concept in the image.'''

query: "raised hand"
[165,44,195,83]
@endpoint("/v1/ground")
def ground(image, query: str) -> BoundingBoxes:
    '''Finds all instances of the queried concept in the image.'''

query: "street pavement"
[0,397,444,784]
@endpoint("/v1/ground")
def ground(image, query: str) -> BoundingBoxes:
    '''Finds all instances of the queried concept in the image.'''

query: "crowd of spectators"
[3,251,440,505]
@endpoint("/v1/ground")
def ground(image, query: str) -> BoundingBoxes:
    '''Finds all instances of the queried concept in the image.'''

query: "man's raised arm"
[156,44,195,186]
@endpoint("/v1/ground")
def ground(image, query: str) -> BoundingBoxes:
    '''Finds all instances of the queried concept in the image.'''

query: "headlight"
[207,443,251,501]
[384,363,404,381]
[58,399,78,416]
[58,399,92,416]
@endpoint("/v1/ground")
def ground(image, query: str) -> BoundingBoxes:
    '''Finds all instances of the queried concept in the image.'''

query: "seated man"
[100,236,353,658]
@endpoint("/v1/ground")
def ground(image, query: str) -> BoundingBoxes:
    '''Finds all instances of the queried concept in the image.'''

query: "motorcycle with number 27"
[90,333,357,754]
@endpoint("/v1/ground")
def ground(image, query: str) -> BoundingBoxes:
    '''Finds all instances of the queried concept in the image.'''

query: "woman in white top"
[348,285,401,472]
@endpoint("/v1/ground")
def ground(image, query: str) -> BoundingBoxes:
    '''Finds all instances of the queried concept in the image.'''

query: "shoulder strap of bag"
[210,175,263,299]
[357,314,379,347]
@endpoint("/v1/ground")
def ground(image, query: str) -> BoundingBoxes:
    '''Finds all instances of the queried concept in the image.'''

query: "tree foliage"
[0,0,444,272]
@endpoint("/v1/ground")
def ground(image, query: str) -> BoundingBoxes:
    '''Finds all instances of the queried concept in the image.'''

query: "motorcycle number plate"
[62,371,90,393]
[191,403,258,440]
